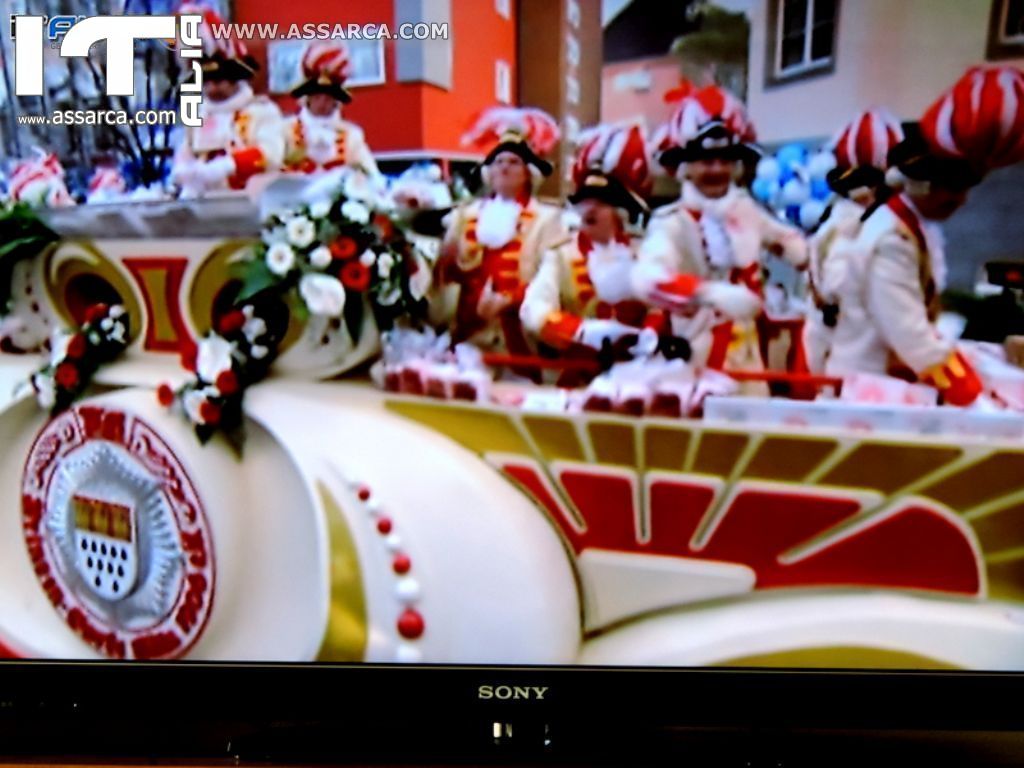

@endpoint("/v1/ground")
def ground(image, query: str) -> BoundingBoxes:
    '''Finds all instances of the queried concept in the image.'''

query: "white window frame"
[774,0,835,78]
[495,0,512,21]
[997,0,1024,43]
[346,38,387,88]
[495,59,512,104]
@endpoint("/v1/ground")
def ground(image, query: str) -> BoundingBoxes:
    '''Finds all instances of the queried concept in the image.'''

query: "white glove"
[632,327,659,358]
[697,282,762,320]
[576,319,639,349]
[197,154,236,186]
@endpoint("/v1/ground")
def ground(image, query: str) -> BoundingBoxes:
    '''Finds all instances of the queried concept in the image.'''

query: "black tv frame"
[1,662,1023,766]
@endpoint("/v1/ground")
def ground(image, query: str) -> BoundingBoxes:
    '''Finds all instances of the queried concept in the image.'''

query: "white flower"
[182,389,207,424]
[309,245,333,269]
[100,318,113,331]
[286,216,317,249]
[377,284,402,306]
[309,199,332,219]
[359,249,377,267]
[48,330,73,367]
[266,242,296,276]
[376,252,395,278]
[299,273,346,317]
[196,335,235,383]
[32,372,56,409]
[241,305,267,343]
[261,225,287,246]
[341,200,371,224]
[250,344,269,360]
[108,320,127,345]
[109,305,126,319]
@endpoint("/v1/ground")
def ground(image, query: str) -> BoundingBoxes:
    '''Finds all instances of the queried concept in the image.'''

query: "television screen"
[0,0,1023,677]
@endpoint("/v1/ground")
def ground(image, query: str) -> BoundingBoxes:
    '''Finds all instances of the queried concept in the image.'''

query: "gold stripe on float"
[385,399,531,456]
[717,646,958,670]
[315,482,368,663]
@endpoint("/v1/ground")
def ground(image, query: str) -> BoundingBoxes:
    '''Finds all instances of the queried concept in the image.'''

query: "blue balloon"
[811,177,832,200]
[751,176,775,203]
[776,143,807,170]
[778,165,796,185]
[784,204,802,226]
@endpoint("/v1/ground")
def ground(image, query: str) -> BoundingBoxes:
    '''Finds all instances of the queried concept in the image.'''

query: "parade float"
[0,177,1020,671]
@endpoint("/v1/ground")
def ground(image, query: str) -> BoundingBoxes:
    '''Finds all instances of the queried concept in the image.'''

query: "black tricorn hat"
[483,131,553,176]
[660,120,761,168]
[201,52,259,82]
[291,73,353,104]
[568,171,649,223]
[826,164,886,195]
[887,123,982,191]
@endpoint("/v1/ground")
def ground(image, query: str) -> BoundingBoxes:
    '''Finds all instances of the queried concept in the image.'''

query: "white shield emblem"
[71,495,138,601]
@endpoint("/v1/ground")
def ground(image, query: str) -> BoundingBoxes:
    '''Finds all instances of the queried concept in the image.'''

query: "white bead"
[395,577,421,604]
[395,644,422,663]
[385,533,403,552]
[366,498,382,515]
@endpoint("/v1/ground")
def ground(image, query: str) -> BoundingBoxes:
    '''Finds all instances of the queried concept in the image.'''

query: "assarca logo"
[478,685,550,701]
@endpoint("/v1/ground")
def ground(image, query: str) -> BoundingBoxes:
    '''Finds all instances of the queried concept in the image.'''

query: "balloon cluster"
[751,143,836,231]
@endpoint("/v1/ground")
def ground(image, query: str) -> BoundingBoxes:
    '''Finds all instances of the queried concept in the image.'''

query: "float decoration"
[28,304,129,415]
[160,302,283,453]
[0,203,59,318]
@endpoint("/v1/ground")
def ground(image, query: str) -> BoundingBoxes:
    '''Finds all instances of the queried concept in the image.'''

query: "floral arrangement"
[161,169,435,449]
[29,304,129,414]
[0,202,59,317]
[240,178,431,342]
[158,301,283,451]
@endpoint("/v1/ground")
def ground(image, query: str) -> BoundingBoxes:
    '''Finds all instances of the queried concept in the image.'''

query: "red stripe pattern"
[921,65,1024,172]
[572,123,651,195]
[828,108,904,171]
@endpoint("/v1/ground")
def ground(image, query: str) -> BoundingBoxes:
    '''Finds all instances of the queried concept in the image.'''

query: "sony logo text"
[477,685,549,701]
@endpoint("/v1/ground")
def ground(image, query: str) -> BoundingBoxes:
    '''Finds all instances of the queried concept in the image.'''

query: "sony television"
[1,0,1023,764]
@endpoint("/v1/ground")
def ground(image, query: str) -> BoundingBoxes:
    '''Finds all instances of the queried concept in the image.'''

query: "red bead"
[358,486,371,501]
[376,518,392,535]
[397,609,424,640]
[156,383,176,407]
[392,554,411,574]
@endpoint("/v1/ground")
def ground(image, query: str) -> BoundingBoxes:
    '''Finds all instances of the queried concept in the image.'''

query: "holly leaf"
[238,259,278,302]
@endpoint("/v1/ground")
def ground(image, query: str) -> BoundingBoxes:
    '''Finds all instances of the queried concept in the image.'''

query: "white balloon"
[780,177,809,206]
[808,150,838,180]
[799,199,827,230]
[756,156,781,182]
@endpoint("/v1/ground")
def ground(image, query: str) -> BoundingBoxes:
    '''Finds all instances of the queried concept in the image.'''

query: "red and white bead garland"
[345,477,426,663]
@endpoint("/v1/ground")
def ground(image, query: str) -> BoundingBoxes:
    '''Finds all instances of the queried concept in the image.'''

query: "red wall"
[233,0,518,157]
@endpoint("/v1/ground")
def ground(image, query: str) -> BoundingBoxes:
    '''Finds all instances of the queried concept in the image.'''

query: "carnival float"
[0,25,1022,671]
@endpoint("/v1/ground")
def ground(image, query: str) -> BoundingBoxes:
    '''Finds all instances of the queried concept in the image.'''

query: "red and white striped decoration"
[921,65,1024,172]
[302,41,352,85]
[9,151,73,206]
[664,84,756,150]
[828,108,904,171]
[177,2,248,60]
[461,106,561,159]
[88,167,127,196]
[572,122,651,195]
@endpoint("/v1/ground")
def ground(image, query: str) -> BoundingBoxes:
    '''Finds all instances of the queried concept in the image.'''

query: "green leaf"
[238,259,279,302]
[343,289,364,345]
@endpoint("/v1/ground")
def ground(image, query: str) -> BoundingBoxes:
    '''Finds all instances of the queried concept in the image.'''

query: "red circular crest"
[21,405,214,660]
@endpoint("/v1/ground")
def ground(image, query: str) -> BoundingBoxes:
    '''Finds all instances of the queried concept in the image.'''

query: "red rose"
[329,236,358,260]
[156,383,176,407]
[340,261,371,291]
[65,334,87,360]
[199,400,222,425]
[55,362,79,390]
[215,369,240,395]
[180,339,198,372]
[84,303,110,324]
[216,310,246,335]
